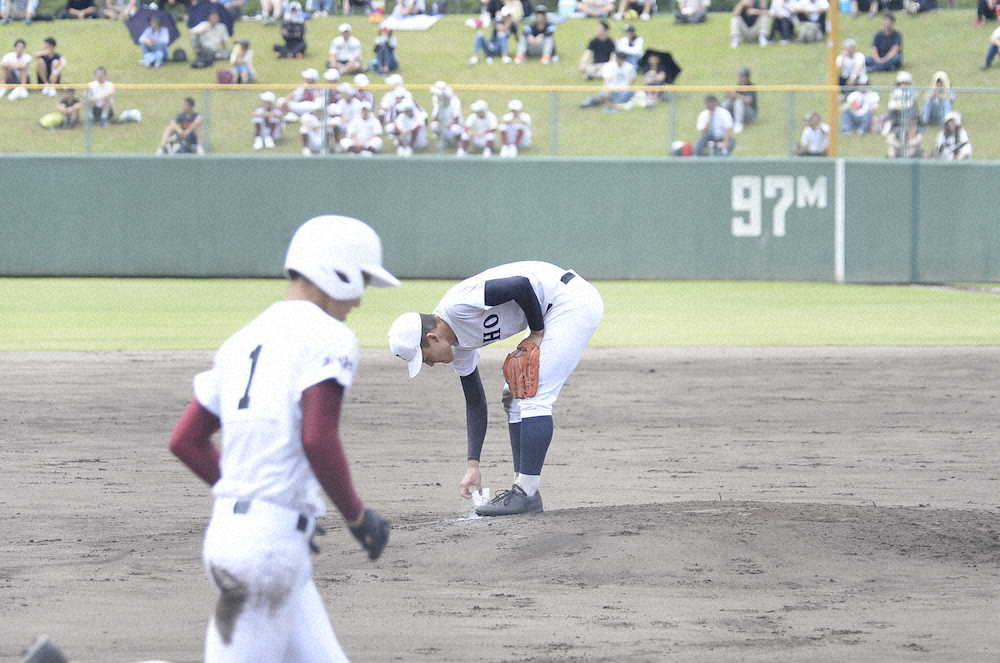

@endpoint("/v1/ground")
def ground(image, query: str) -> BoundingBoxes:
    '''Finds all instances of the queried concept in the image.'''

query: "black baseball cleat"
[475,485,543,516]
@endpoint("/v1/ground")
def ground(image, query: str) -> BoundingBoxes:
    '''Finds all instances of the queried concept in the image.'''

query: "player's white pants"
[253,116,284,140]
[340,136,383,153]
[301,127,325,154]
[507,274,603,421]
[499,125,532,148]
[433,120,462,145]
[203,498,349,663]
[393,126,428,150]
[460,131,496,152]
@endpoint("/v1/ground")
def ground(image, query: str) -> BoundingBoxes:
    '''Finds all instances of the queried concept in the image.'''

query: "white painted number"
[730,175,828,238]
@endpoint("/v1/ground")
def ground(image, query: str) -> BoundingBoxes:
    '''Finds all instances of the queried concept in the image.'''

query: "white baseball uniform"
[194,300,359,663]
[391,110,428,150]
[433,261,603,420]
[300,122,326,154]
[340,114,383,153]
[461,111,498,152]
[431,94,463,144]
[499,111,532,148]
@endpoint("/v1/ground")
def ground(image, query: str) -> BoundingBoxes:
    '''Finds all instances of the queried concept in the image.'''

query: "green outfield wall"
[0,156,997,283]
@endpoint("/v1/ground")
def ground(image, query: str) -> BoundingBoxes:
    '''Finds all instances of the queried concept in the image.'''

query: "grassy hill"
[0,9,997,157]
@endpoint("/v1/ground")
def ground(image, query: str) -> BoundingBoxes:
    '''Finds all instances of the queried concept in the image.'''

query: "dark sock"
[518,415,553,476]
[508,422,521,474]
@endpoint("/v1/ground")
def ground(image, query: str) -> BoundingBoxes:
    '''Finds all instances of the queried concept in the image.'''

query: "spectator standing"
[613,0,653,21]
[35,38,65,97]
[470,17,511,65]
[674,0,709,23]
[722,67,757,134]
[139,15,170,68]
[866,13,903,72]
[615,24,643,66]
[933,111,971,160]
[694,94,735,156]
[981,24,1000,69]
[499,98,531,157]
[2,0,38,24]
[458,99,497,157]
[274,1,306,59]
[796,111,830,156]
[841,84,879,134]
[102,0,136,19]
[579,20,615,80]
[56,87,81,127]
[515,6,556,64]
[836,38,867,91]
[886,116,922,158]
[329,23,364,74]
[372,25,399,73]
[1,39,31,100]
[87,65,114,126]
[191,11,230,62]
[229,40,255,82]
[429,80,463,148]
[921,71,954,127]
[731,0,769,49]
[62,0,97,19]
[158,96,204,154]
[341,102,383,155]
[252,90,283,150]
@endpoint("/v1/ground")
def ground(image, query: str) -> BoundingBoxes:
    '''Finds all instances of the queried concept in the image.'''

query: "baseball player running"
[388,261,603,516]
[169,215,397,663]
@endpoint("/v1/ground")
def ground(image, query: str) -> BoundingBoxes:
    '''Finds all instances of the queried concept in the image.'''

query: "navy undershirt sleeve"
[460,368,489,461]
[484,276,545,331]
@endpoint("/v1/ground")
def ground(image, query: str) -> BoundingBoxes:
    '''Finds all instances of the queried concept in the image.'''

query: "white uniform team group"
[251,69,533,157]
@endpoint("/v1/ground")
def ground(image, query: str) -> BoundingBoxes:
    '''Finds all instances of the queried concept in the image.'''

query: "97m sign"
[730,175,829,238]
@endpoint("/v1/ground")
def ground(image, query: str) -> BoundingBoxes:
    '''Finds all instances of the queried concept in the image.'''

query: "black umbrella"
[126,7,181,46]
[187,2,236,36]
[638,49,682,84]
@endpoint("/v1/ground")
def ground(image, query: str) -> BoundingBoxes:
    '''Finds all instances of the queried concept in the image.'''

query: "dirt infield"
[1,348,998,662]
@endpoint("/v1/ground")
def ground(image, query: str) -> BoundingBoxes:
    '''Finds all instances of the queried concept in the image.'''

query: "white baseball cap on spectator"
[323,68,341,82]
[386,74,403,87]
[301,68,319,80]
[354,73,370,87]
[471,99,488,112]
[339,23,351,32]
[508,99,523,112]
[259,91,277,103]
[430,80,447,95]
[896,71,912,84]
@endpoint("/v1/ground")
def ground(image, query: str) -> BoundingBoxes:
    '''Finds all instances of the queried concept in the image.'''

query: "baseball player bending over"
[169,215,398,663]
[388,261,604,516]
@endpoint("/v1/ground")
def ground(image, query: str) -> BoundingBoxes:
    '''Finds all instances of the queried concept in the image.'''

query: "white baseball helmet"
[285,216,399,301]
[387,312,424,377]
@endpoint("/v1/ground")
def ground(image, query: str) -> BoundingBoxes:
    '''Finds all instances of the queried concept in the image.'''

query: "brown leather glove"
[502,339,541,399]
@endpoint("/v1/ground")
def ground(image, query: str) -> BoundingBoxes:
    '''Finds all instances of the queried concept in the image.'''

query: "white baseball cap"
[944,110,962,125]
[354,73,370,87]
[388,312,424,378]
[896,70,912,84]
[323,68,341,81]
[508,99,523,111]
[386,74,403,87]
[339,22,351,32]
[471,99,488,112]
[301,68,319,80]
[430,80,447,94]
[259,91,276,103]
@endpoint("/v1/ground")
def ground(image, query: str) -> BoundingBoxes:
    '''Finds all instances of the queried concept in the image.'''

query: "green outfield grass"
[1,278,997,351]
[0,10,998,157]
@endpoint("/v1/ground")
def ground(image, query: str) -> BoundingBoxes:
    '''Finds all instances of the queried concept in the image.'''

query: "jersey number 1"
[237,344,263,410]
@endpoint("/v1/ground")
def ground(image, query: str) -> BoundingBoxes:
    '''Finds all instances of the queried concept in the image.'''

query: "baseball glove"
[350,508,390,561]
[502,340,540,399]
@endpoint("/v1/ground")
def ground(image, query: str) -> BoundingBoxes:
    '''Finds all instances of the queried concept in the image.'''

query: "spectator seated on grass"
[372,24,398,73]
[190,10,230,64]
[766,0,793,45]
[694,94,735,156]
[62,0,97,19]
[616,24,643,66]
[836,38,867,92]
[429,79,462,147]
[229,39,254,82]
[55,87,81,127]
[613,0,652,21]
[139,15,170,68]
[974,0,996,25]
[852,0,895,18]
[282,67,321,119]
[329,23,364,73]
[390,0,423,19]
[841,83,879,134]
[470,17,511,65]
[515,6,556,64]
[157,96,204,154]
[634,52,667,108]
[458,98,498,157]
[730,0,769,49]
[866,13,902,72]
[981,24,1000,69]
[579,20,614,80]
[35,37,66,97]
[722,66,756,134]
[576,0,614,18]
[885,69,915,134]
[1,38,31,101]
[311,0,334,17]
[102,0,136,20]
[221,0,245,18]
[793,0,827,43]
[933,111,971,160]
[580,50,636,111]
[886,116,923,158]
[2,0,38,24]
[252,90,283,149]
[674,0,708,24]
[921,70,953,127]
[274,1,306,59]
[87,65,114,126]
[388,99,427,156]
[340,102,383,155]
[498,98,531,157]
[796,111,829,156]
